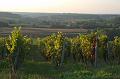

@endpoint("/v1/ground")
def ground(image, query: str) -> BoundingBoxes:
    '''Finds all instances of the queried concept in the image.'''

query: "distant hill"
[14,12,120,20]
[0,21,9,27]
[14,12,59,18]
[0,12,120,29]
[0,12,22,24]
[0,12,21,18]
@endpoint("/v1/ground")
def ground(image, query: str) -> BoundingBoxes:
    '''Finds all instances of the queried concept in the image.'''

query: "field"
[0,27,88,37]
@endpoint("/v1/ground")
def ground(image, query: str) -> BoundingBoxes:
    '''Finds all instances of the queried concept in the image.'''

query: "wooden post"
[106,41,109,63]
[11,63,17,79]
[95,36,98,67]
[60,42,66,67]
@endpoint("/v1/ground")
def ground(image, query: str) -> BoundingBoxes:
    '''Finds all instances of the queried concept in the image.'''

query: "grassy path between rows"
[0,61,120,79]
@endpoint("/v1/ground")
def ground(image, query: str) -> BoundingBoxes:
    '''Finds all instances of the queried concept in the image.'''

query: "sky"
[0,0,120,14]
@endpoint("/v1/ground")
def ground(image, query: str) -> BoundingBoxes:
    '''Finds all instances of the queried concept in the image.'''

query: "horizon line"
[0,11,120,15]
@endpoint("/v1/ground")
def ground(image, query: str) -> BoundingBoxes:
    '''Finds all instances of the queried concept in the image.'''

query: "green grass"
[0,60,120,79]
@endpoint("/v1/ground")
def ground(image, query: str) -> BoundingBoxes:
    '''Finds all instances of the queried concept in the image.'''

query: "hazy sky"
[0,0,120,14]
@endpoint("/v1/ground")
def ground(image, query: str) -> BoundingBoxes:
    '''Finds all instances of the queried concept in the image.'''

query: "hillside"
[0,12,21,18]
[0,12,120,29]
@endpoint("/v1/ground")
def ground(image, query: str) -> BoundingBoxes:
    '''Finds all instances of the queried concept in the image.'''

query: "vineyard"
[0,27,120,79]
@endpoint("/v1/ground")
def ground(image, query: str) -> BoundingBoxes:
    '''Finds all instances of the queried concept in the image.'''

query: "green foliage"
[112,36,120,63]
[70,36,82,61]
[0,37,4,56]
[5,27,31,71]
[80,34,93,60]
[37,32,65,67]
[35,30,120,66]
